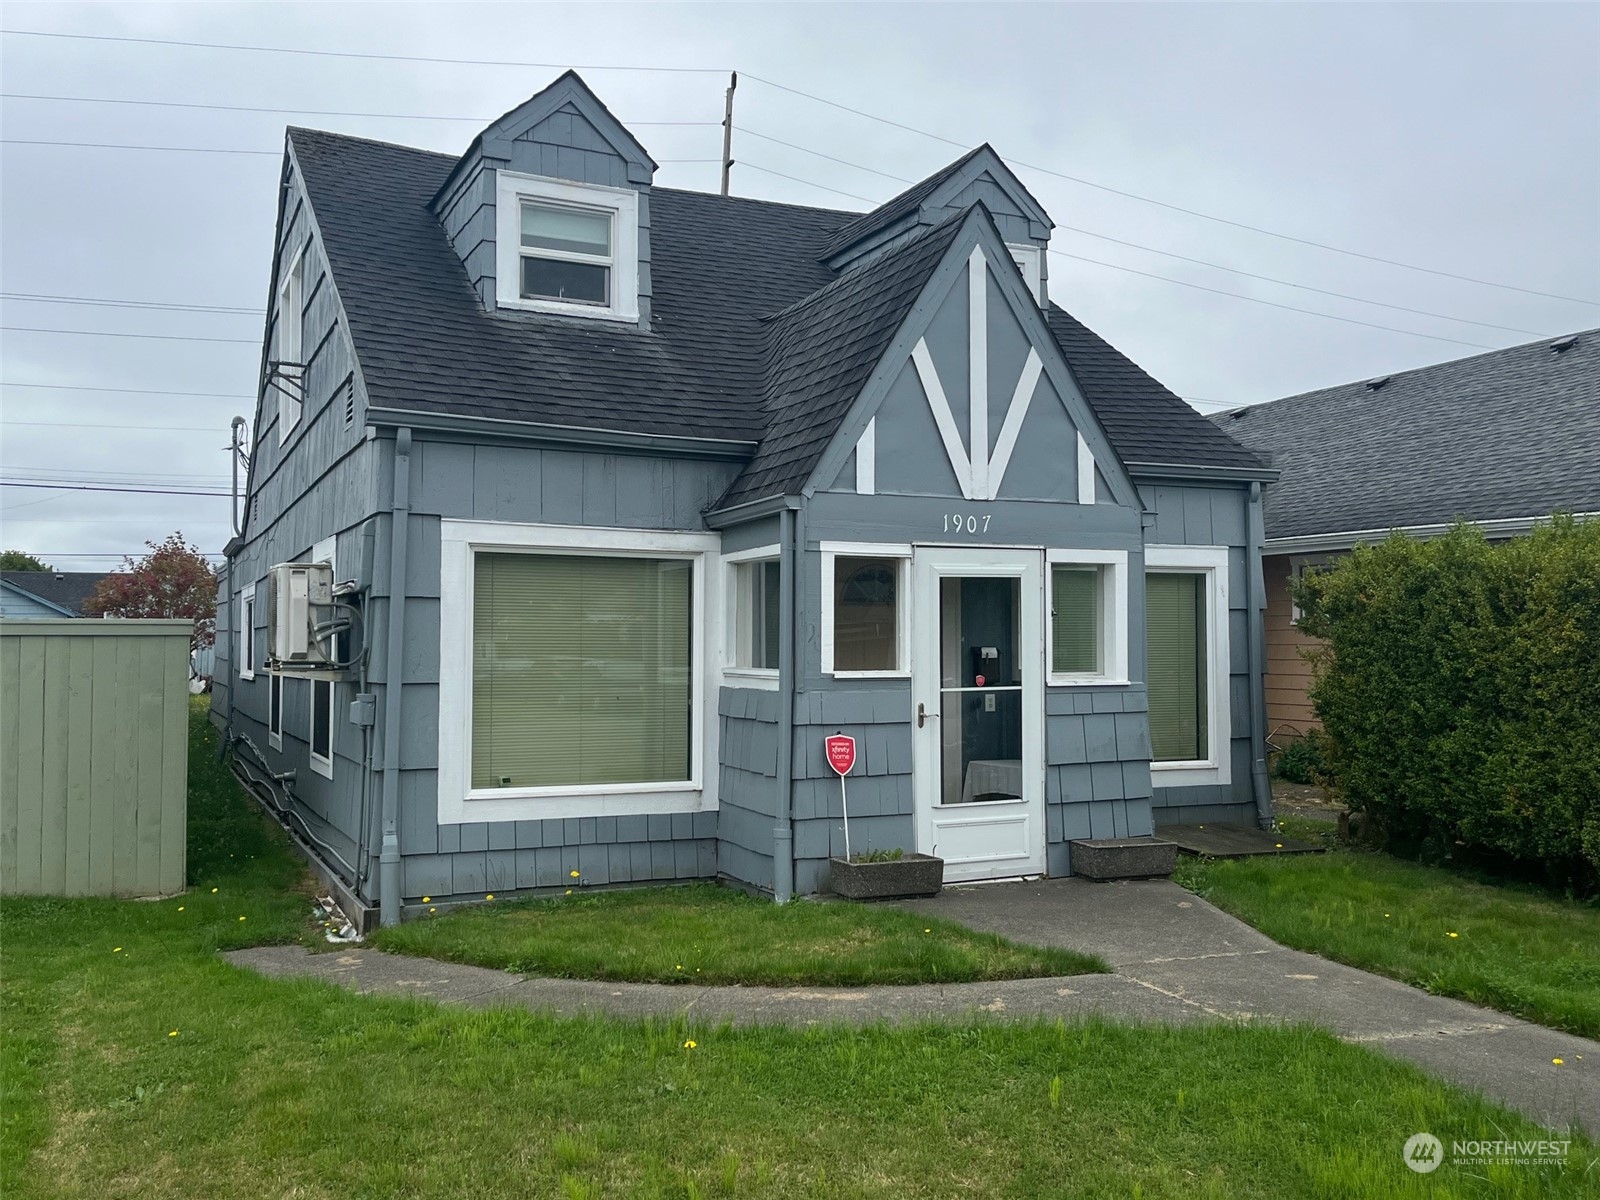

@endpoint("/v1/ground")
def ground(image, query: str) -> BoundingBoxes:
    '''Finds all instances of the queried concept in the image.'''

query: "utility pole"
[720,71,738,196]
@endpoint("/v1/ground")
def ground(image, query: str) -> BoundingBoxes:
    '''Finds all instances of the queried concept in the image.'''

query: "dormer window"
[495,171,639,321]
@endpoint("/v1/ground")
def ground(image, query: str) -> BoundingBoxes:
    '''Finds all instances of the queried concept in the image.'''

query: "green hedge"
[1295,517,1600,890]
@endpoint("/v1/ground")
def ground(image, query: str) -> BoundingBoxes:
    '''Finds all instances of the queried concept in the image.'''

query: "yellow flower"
[168,1030,179,1038]
[924,928,931,934]
[565,889,573,895]
[1553,1057,1564,1065]
[177,906,185,912]
[239,916,247,922]
[113,947,122,953]
[683,1040,697,1050]
[422,896,431,903]
[676,964,683,971]
[429,907,437,913]
[1447,932,1459,938]
[1275,843,1284,849]
[1384,913,1390,918]
[210,887,218,893]
[485,894,494,901]
[570,870,581,878]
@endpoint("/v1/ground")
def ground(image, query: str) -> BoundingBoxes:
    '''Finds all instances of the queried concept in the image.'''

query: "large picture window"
[471,551,692,790]
[1144,545,1231,785]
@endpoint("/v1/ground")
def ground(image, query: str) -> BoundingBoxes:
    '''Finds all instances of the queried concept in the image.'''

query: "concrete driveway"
[895,877,1598,1135]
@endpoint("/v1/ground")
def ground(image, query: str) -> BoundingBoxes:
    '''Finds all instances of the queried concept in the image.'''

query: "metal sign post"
[825,732,857,861]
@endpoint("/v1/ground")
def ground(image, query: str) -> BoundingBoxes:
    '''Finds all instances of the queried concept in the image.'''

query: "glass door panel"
[936,576,1022,807]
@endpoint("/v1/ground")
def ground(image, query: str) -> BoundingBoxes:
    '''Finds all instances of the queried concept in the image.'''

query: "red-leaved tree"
[86,532,217,649]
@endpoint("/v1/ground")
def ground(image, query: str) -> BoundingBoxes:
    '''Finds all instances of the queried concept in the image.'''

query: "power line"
[735,74,1598,307]
[739,127,1544,337]
[4,551,227,558]
[1,139,718,164]
[0,29,729,73]
[0,482,230,497]
[740,160,877,203]
[3,420,221,432]
[2,291,262,315]
[0,92,719,126]
[2,325,258,344]
[1,381,254,399]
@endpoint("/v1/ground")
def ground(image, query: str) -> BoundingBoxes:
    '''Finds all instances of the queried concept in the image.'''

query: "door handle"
[917,702,938,728]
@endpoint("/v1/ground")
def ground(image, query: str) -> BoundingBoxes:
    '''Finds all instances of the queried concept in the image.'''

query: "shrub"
[1295,517,1600,892]
[1272,729,1330,785]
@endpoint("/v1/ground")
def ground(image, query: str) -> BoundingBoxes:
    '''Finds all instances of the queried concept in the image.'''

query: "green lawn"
[3,706,1594,1198]
[1175,820,1600,1038]
[371,883,1104,986]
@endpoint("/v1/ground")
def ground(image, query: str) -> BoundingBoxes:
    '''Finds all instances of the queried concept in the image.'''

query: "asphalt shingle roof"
[0,571,111,615]
[288,127,1262,506]
[1212,331,1600,540]
[817,146,987,261]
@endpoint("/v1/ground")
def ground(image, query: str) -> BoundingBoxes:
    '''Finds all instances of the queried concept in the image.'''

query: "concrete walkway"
[225,877,1597,1135]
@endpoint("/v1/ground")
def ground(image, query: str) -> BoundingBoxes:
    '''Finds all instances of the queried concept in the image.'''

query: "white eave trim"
[1265,511,1600,555]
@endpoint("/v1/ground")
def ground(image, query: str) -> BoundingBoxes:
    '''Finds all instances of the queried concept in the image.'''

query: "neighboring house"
[213,71,1275,926]
[0,571,110,619]
[1215,330,1600,735]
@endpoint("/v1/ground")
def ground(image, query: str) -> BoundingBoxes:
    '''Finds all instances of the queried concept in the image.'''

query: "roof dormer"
[432,71,656,323]
[821,145,1054,303]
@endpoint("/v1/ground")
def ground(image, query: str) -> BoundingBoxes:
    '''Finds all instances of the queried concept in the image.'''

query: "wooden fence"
[1,619,191,896]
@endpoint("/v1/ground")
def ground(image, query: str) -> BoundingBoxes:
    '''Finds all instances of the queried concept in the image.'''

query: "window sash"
[269,672,283,745]
[471,551,693,790]
[733,559,781,671]
[239,593,255,679]
[832,555,902,673]
[1050,565,1101,675]
[1146,571,1208,762]
[311,678,334,764]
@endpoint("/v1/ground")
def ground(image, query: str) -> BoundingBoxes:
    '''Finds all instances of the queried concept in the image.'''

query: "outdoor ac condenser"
[266,560,336,674]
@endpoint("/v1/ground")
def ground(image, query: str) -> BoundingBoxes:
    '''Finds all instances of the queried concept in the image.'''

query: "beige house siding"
[1,619,190,897]
[1263,554,1323,736]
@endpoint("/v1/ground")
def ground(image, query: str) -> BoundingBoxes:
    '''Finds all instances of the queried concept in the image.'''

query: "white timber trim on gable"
[854,418,876,495]
[968,247,989,500]
[1077,432,1096,505]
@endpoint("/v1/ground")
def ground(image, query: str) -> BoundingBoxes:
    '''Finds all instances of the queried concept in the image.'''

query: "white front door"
[911,547,1045,881]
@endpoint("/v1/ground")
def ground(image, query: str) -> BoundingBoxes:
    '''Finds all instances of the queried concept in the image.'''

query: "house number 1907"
[943,512,992,534]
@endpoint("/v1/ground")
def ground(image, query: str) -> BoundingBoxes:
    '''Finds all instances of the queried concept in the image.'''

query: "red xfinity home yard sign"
[825,734,856,777]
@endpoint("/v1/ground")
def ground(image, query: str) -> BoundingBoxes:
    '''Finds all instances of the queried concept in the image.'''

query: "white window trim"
[820,541,913,679]
[722,543,781,691]
[276,246,305,445]
[1046,548,1129,686]
[268,672,284,751]
[307,535,336,779]
[495,171,640,322]
[1007,243,1043,304]
[238,584,256,681]
[438,519,721,823]
[1145,544,1231,787]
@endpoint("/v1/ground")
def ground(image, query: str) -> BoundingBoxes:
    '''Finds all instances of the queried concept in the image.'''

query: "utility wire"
[0,481,231,497]
[2,325,259,344]
[3,419,222,432]
[2,291,263,315]
[0,29,729,73]
[1,381,254,399]
[740,128,1544,337]
[0,92,719,125]
[1,138,718,164]
[739,160,877,203]
[737,73,1598,306]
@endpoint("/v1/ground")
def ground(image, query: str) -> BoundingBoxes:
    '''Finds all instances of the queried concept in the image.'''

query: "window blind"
[472,552,692,789]
[1146,572,1207,761]
[1051,565,1101,674]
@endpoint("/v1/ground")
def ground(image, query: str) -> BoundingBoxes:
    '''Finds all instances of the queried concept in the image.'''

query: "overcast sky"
[2,2,1596,570]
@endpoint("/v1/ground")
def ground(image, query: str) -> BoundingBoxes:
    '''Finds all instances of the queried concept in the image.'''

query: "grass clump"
[372,883,1104,986]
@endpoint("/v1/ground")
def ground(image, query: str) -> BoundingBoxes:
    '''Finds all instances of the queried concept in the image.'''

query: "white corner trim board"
[436,519,722,823]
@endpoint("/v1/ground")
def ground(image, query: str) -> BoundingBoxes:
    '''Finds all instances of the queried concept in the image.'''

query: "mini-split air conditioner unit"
[266,560,337,675]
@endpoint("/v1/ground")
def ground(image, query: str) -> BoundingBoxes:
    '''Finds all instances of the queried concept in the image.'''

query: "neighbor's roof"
[1213,331,1600,542]
[288,126,1263,507]
[0,571,110,616]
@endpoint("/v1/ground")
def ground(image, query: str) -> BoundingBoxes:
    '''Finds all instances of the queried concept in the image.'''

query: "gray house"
[213,72,1276,926]
[0,571,111,619]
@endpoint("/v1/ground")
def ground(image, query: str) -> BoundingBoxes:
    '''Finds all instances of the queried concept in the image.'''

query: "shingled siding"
[1044,686,1155,876]
[387,437,738,903]
[1139,482,1259,828]
[716,687,782,891]
[215,160,382,887]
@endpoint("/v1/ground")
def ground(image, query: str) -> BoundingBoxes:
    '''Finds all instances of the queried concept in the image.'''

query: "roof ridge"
[288,125,459,162]
[763,209,965,325]
[652,184,858,218]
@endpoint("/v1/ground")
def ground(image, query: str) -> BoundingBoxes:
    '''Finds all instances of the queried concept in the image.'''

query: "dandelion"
[1447,932,1459,938]
[683,1040,697,1050]
[239,916,247,922]
[570,870,580,878]
[1553,1057,1564,1066]
[113,947,122,953]
[177,906,185,912]
[1275,843,1284,849]
[486,894,494,901]
[1384,913,1390,918]
[924,928,932,934]
[422,896,431,903]
[168,1030,179,1038]
[676,964,683,971]
[429,907,437,914]
[210,887,218,894]
[565,889,573,895]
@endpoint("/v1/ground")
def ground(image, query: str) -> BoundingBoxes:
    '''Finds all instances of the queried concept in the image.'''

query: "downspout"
[772,504,798,902]
[1247,482,1274,830]
[378,428,412,926]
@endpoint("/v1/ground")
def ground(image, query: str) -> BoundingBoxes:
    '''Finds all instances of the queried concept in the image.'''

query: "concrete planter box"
[1069,837,1178,881]
[828,854,944,900]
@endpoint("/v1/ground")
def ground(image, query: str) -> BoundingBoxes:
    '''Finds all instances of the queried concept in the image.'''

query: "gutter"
[702,493,802,529]
[1247,482,1273,831]
[772,505,799,903]
[1264,511,1600,556]
[364,405,758,461]
[377,427,413,927]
